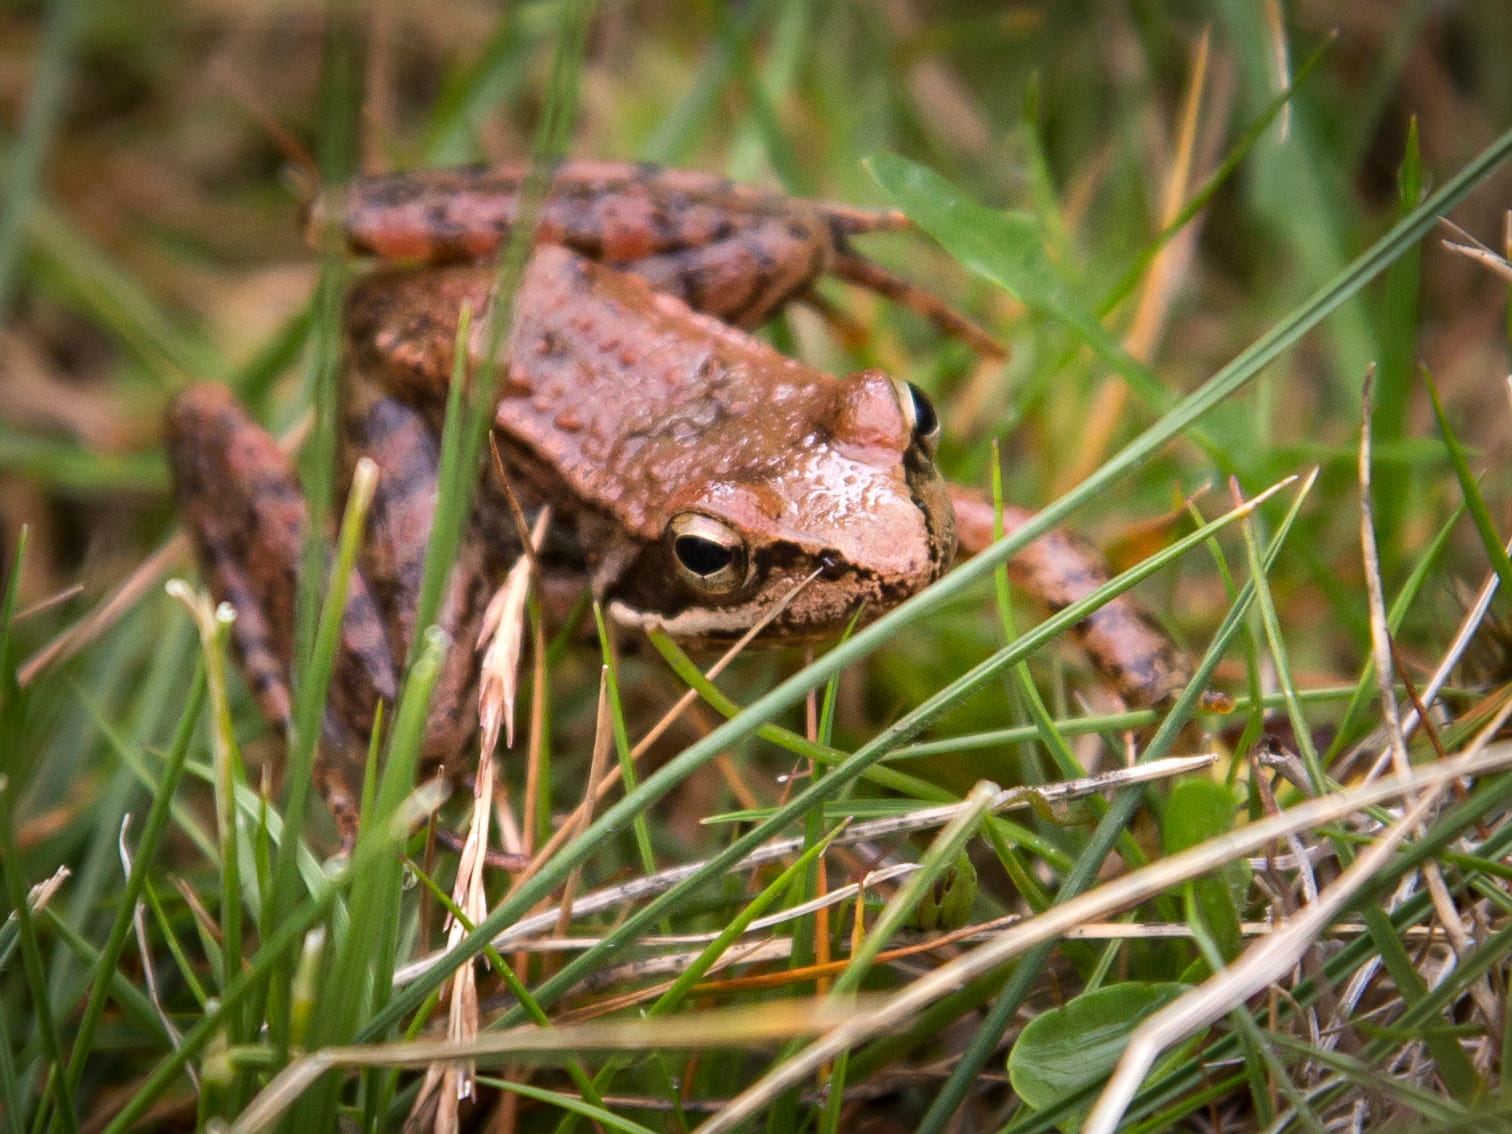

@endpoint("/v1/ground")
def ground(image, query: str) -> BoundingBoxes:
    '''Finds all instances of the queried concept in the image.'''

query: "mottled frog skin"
[168,161,1187,842]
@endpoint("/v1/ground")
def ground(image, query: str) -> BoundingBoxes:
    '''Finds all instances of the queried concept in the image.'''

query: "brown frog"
[167,161,1187,843]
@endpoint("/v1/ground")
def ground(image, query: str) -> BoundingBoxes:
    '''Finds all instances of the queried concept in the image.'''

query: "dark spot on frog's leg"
[421,203,471,260]
[357,173,426,209]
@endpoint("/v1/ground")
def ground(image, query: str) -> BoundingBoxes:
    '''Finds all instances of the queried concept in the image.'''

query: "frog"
[167,160,1189,844]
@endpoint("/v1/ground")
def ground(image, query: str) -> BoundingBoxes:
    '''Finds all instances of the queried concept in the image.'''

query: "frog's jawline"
[603,538,915,645]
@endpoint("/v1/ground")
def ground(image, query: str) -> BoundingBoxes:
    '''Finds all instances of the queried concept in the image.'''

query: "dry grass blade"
[391,754,1215,988]
[229,998,872,1132]
[1084,772,1454,1134]
[117,818,191,1083]
[1441,214,1512,283]
[19,533,189,687]
[1359,369,1411,780]
[497,567,823,896]
[410,741,497,1122]
[476,506,550,753]
[1063,26,1219,489]
[698,743,1512,1133]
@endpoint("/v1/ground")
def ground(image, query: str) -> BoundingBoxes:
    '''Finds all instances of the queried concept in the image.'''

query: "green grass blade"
[60,664,207,1110]
[1425,369,1512,606]
[0,0,85,322]
[358,103,1512,1020]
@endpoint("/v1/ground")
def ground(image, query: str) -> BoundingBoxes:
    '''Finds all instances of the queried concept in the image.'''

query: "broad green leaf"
[866,152,1167,407]
[1008,981,1189,1121]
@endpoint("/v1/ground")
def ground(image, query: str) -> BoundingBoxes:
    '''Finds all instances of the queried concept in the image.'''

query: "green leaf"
[865,151,1167,408]
[1008,982,1189,1120]
[1161,779,1248,962]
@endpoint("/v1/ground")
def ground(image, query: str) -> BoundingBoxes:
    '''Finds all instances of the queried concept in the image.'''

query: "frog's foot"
[947,484,1191,709]
[166,383,398,845]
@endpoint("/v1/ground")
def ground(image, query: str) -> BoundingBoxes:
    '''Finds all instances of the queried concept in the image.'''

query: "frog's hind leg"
[165,383,397,842]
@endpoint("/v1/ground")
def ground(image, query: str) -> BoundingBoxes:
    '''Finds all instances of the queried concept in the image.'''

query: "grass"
[5,2,1512,1131]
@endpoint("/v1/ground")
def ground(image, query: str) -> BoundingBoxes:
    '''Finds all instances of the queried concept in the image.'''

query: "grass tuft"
[7,7,1512,1131]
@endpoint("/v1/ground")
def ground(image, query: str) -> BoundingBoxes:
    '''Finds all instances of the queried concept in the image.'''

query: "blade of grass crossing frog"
[408,0,594,669]
[915,477,1314,1134]
[349,121,1512,1044]
[270,5,363,972]
[299,631,445,1127]
[508,482,1302,1039]
[290,0,361,690]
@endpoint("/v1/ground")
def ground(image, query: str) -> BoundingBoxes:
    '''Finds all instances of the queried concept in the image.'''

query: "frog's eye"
[894,379,941,458]
[668,513,751,595]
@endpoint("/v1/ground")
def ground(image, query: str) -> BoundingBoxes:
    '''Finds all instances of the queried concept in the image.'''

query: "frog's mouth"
[604,538,938,648]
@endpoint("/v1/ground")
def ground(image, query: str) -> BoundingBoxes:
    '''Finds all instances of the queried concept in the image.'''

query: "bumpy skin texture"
[167,247,957,843]
[323,160,1003,355]
[170,163,1192,843]
[349,247,956,644]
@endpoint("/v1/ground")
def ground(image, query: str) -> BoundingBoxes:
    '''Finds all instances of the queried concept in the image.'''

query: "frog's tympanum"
[167,162,1188,842]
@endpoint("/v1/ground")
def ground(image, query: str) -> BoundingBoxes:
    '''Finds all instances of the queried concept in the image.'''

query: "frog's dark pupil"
[906,382,938,442]
[675,534,736,577]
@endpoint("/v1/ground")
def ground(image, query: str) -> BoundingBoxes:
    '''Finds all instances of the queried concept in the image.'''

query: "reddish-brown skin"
[169,163,1191,843]
[321,160,1004,356]
[947,488,1189,708]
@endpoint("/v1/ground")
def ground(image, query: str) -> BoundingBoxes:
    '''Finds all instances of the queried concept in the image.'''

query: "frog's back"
[498,246,837,538]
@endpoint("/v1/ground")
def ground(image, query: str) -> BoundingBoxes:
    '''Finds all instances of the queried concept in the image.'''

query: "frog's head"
[606,370,956,645]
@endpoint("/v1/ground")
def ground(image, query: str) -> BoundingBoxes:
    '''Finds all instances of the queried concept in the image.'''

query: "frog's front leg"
[948,484,1190,708]
[166,384,495,844]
